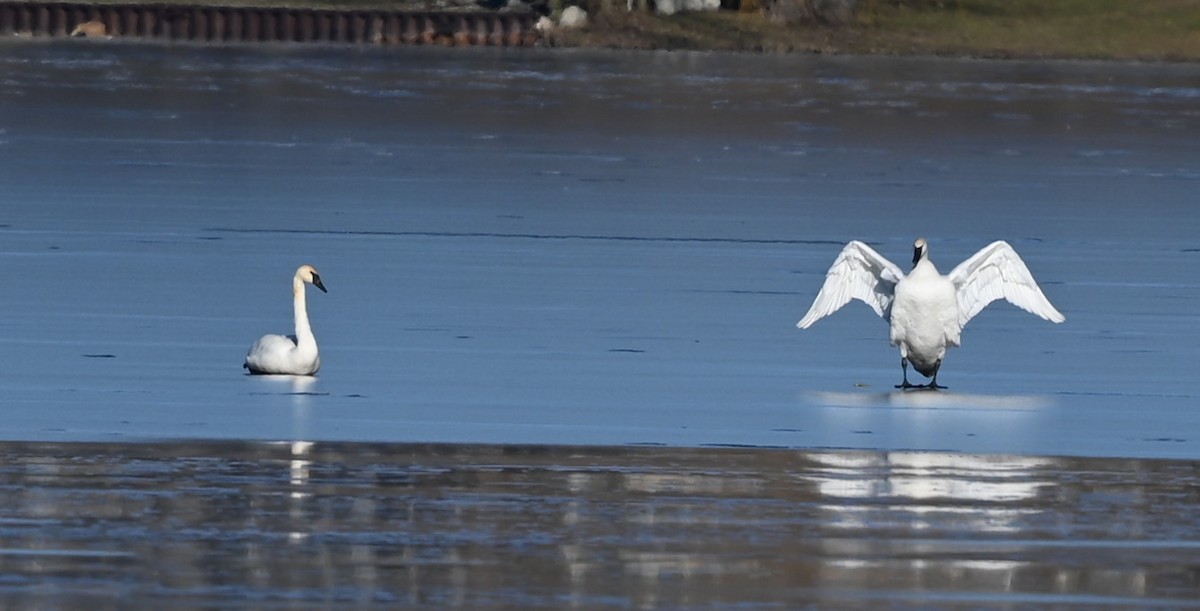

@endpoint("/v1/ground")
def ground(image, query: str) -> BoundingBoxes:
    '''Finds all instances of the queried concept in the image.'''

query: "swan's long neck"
[911,258,940,278]
[293,276,316,351]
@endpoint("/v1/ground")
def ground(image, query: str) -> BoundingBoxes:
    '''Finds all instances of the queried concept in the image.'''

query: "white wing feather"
[948,240,1065,328]
[797,240,905,329]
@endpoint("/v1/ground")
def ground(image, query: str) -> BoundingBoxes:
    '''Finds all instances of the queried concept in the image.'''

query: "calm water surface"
[1,41,1199,607]
[0,43,1197,456]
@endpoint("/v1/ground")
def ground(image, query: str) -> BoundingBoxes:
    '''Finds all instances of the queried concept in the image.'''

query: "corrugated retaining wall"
[0,1,542,45]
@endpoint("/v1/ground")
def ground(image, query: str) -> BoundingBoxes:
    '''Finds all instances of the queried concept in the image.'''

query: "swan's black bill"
[312,275,327,293]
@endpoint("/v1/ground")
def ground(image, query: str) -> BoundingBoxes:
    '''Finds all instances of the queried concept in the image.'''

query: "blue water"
[1,42,1198,458]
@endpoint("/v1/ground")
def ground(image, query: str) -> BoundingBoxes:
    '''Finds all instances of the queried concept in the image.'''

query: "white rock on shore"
[655,0,719,15]
[559,5,588,28]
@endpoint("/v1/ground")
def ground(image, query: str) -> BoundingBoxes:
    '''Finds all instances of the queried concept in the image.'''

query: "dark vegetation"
[547,0,1200,60]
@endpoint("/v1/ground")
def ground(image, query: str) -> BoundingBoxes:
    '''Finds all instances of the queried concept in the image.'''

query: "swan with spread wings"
[797,238,1064,389]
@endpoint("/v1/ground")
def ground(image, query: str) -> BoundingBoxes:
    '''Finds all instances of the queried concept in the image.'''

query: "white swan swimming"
[244,264,327,376]
[797,238,1064,389]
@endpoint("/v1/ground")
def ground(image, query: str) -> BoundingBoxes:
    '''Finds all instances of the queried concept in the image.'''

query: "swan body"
[797,239,1064,388]
[244,265,327,376]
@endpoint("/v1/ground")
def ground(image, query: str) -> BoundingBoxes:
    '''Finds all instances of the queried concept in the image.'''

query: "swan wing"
[797,240,905,329]
[244,334,300,374]
[948,240,1065,327]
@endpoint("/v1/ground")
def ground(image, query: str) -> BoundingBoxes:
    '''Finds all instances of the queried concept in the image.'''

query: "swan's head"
[297,264,327,293]
[912,237,928,266]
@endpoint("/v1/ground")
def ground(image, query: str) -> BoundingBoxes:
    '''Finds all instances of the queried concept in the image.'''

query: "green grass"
[857,0,1200,60]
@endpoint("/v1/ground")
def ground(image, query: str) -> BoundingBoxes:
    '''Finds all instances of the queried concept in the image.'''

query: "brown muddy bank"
[549,0,1200,61]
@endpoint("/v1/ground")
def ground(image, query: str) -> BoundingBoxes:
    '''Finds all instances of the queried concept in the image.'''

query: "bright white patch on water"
[809,391,1053,411]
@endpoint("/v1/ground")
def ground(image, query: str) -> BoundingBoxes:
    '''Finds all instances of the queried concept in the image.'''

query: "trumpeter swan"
[797,239,1064,389]
[244,264,327,376]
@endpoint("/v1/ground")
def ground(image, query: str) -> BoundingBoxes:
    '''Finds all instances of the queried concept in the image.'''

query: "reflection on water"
[0,442,1197,608]
[246,373,321,397]
[247,375,321,442]
[810,390,1053,410]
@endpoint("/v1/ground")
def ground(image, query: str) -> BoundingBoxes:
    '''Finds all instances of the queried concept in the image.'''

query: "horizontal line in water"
[0,548,137,559]
[207,227,842,247]
[859,537,1200,551]
[818,588,1200,608]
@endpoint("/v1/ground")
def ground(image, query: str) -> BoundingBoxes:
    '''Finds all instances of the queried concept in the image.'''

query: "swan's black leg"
[926,360,947,390]
[895,358,915,389]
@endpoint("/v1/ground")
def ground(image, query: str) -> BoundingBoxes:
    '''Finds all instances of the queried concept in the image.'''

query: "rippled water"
[2,441,1199,608]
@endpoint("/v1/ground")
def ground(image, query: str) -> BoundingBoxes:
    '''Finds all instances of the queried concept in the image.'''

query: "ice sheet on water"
[0,43,1197,458]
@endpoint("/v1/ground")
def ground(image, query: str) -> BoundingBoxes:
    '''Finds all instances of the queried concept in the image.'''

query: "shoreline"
[3,0,1200,63]
[546,4,1200,63]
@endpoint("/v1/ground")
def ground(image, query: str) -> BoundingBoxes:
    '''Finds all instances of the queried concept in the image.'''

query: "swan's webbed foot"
[924,360,946,390]
[895,358,914,389]
[898,382,943,391]
[895,359,947,390]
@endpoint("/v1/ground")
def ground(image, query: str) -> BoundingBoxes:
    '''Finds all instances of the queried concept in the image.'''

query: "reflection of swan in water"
[808,390,1052,410]
[802,450,1055,535]
[244,265,327,376]
[248,374,319,394]
[244,376,320,439]
[289,375,317,395]
[797,239,1064,389]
